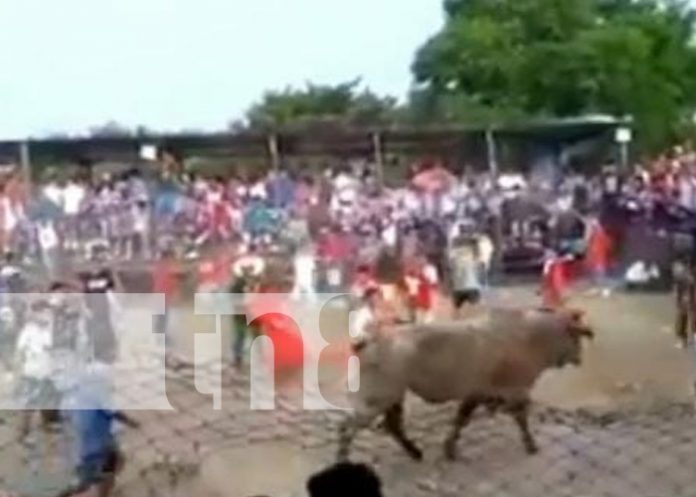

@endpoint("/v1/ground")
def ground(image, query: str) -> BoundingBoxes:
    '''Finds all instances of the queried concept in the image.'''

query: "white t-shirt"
[63,183,85,215]
[250,182,267,199]
[349,305,374,342]
[381,223,398,248]
[38,222,58,250]
[294,253,316,283]
[43,184,64,208]
[17,321,53,379]
[133,207,149,233]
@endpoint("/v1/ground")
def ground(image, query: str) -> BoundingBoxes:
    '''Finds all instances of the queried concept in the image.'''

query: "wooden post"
[372,132,384,185]
[267,134,280,170]
[485,128,504,279]
[19,141,32,189]
[485,128,498,183]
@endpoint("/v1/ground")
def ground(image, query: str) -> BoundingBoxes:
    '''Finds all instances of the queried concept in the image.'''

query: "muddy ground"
[4,286,696,497]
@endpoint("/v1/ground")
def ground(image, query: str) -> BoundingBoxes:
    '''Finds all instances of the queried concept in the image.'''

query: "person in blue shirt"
[60,364,139,497]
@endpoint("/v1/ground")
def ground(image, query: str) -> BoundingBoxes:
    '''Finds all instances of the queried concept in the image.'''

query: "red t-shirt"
[153,260,179,304]
[198,259,218,287]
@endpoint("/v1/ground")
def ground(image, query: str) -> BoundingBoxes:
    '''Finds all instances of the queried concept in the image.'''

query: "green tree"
[413,0,696,150]
[244,80,399,131]
[88,121,134,138]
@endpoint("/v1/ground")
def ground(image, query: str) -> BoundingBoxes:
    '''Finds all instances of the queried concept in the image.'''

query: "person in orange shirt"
[541,250,568,308]
[586,219,613,296]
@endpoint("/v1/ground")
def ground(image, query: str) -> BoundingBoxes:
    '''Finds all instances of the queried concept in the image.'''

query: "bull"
[338,307,594,461]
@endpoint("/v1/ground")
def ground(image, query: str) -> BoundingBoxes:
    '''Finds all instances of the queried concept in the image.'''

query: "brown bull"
[338,307,594,461]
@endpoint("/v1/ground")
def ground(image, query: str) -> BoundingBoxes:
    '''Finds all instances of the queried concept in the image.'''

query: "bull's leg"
[507,400,538,455]
[676,307,688,348]
[444,397,480,461]
[337,410,380,462]
[384,403,423,461]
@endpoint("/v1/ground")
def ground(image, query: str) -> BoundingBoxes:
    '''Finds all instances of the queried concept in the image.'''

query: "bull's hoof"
[443,441,458,461]
[408,448,424,462]
[525,444,539,455]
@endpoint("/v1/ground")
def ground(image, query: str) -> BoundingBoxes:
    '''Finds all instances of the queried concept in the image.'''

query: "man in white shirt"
[43,180,65,210]
[63,178,86,252]
[291,244,317,302]
[37,219,60,280]
[15,301,56,440]
[349,288,385,347]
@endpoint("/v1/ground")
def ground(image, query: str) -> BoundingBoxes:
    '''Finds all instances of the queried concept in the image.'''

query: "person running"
[60,363,140,497]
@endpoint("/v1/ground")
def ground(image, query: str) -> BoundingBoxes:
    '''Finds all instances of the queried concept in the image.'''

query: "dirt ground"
[4,285,696,497]
[152,285,696,497]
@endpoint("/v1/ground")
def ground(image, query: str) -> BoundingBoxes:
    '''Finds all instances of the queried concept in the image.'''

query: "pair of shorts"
[452,289,481,308]
[76,446,122,488]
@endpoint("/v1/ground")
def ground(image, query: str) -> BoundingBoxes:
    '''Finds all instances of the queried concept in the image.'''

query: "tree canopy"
[413,0,696,150]
[243,80,400,132]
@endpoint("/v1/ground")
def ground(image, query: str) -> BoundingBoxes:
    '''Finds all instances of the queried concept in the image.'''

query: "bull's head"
[555,308,594,367]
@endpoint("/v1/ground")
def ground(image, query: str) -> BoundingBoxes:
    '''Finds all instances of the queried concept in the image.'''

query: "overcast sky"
[0,0,443,138]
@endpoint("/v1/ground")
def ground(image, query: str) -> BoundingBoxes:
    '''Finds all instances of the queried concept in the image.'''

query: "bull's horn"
[577,326,595,340]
